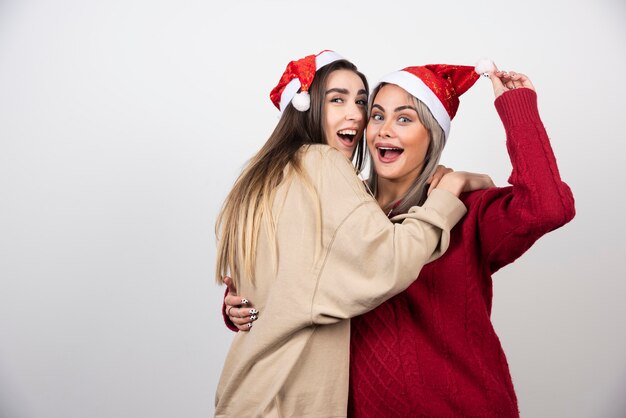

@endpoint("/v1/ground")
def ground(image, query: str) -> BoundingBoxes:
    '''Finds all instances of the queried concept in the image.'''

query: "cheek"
[406,139,430,164]
[359,110,367,128]
[405,128,430,150]
[366,123,376,143]
[325,131,338,147]
[324,107,340,125]
[365,131,376,152]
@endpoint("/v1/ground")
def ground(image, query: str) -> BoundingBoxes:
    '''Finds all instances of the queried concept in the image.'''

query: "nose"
[345,102,364,122]
[378,118,393,138]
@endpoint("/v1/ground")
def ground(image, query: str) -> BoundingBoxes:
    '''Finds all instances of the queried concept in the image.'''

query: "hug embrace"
[214,50,575,417]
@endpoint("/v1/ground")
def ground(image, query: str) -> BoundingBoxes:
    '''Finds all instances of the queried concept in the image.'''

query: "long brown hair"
[366,83,446,216]
[215,59,368,287]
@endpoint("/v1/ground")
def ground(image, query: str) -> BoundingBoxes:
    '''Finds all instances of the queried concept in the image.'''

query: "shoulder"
[297,144,344,179]
[460,186,512,210]
[299,145,368,195]
[299,144,353,170]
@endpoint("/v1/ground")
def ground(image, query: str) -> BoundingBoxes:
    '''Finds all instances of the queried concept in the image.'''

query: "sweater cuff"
[495,88,541,127]
[419,188,467,229]
[222,287,239,333]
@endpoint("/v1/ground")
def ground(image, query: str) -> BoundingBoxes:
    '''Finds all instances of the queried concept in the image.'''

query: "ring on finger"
[238,307,243,318]
[227,306,234,316]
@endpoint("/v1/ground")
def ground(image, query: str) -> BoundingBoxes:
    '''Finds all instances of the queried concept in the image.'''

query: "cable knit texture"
[348,88,575,418]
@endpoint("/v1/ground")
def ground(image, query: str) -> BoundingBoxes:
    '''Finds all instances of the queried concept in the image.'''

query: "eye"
[330,97,344,103]
[356,98,368,106]
[371,113,383,121]
[398,116,411,123]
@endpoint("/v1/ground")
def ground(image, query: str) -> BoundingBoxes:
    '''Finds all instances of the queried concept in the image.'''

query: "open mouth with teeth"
[377,146,404,162]
[337,129,358,146]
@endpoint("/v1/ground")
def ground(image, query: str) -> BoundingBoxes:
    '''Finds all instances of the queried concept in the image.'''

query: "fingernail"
[250,315,258,321]
[241,299,249,304]
[247,323,253,328]
[249,308,258,314]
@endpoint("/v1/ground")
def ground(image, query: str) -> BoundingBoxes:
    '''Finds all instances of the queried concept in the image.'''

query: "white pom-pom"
[291,91,310,111]
[475,58,496,76]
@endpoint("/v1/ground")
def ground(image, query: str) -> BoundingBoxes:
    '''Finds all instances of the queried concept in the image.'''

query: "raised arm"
[471,70,575,273]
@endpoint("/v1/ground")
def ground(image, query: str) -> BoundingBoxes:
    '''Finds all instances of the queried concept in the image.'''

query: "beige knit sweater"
[215,145,466,417]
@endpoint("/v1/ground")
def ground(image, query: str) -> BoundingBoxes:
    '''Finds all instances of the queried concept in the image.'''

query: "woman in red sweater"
[224,64,575,416]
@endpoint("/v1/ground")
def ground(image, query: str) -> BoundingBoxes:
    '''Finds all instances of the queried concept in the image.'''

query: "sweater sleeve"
[474,88,575,274]
[309,150,467,324]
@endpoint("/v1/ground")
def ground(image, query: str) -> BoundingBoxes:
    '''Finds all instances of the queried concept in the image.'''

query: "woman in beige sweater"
[214,50,484,417]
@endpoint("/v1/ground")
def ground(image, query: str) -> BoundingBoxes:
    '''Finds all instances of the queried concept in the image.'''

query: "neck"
[375,176,414,210]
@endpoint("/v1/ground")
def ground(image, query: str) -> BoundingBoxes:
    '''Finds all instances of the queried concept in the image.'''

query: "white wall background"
[1,0,624,417]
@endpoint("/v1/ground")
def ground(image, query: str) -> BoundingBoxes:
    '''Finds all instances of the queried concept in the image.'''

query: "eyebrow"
[325,88,368,96]
[372,104,418,113]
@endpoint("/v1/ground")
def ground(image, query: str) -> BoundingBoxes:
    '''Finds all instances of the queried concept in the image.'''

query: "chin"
[375,165,401,180]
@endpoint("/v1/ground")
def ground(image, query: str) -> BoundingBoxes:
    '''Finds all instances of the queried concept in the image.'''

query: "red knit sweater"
[348,89,575,417]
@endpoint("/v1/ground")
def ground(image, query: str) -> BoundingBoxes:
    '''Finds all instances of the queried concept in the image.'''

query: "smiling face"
[322,69,368,159]
[367,83,431,185]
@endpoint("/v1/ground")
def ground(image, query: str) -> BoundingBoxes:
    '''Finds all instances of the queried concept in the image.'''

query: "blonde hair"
[215,60,369,288]
[366,83,446,216]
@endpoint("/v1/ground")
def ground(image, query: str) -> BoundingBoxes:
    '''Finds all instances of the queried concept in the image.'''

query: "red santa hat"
[270,50,345,112]
[374,61,492,139]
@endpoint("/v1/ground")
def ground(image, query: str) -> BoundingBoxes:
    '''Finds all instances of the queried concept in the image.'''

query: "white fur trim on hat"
[375,70,451,139]
[316,50,344,68]
[280,79,301,112]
